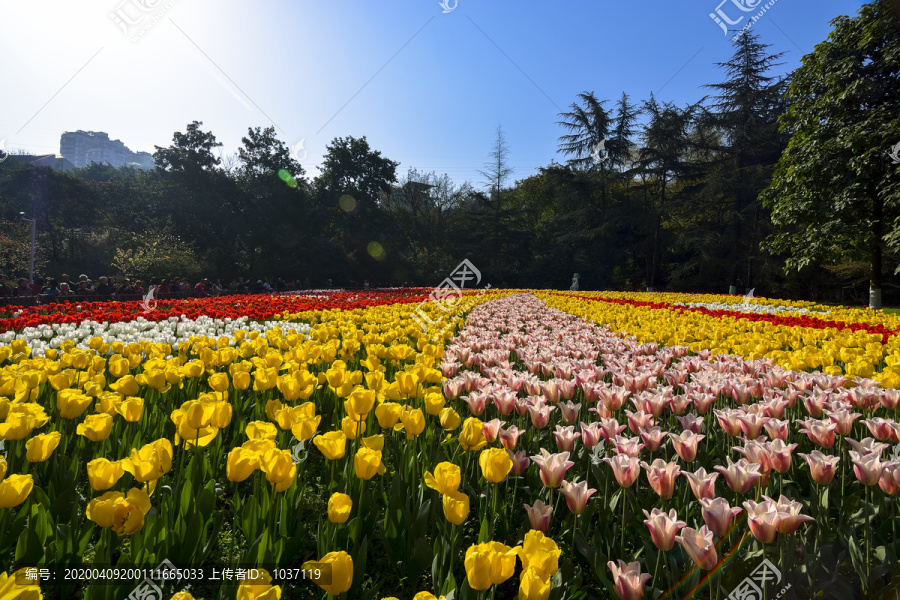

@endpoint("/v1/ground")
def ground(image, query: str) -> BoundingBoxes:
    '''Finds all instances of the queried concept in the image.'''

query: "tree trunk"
[870,195,883,310]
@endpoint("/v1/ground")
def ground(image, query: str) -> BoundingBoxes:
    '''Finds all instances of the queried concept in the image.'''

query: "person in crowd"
[158,279,170,297]
[117,279,135,299]
[0,275,12,298]
[60,274,72,288]
[211,279,224,294]
[28,277,43,296]
[15,278,33,297]
[364,280,370,290]
[194,278,209,297]
[75,281,95,298]
[285,279,295,291]
[40,278,60,303]
[95,277,113,300]
[133,280,145,296]
[58,282,75,300]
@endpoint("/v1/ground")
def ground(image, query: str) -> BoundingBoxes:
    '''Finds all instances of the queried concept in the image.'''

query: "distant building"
[59,131,154,170]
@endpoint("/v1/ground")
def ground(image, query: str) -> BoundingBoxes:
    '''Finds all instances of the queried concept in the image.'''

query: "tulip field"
[1,289,900,600]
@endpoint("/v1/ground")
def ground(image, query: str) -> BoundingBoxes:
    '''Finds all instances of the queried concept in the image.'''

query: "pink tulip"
[442,378,465,399]
[733,439,774,474]
[878,462,900,495]
[802,393,829,418]
[714,409,743,437]
[608,560,652,600]
[613,435,645,458]
[558,379,577,400]
[683,467,718,500]
[542,379,561,404]
[851,452,884,486]
[798,450,840,485]
[482,419,502,443]
[743,499,779,543]
[527,403,555,429]
[715,457,762,494]
[768,495,814,534]
[523,499,553,532]
[692,393,717,415]
[560,479,597,514]
[498,425,523,450]
[732,384,753,405]
[492,390,518,415]
[626,410,655,434]
[530,448,574,488]
[736,413,769,439]
[603,454,641,488]
[462,392,489,416]
[881,389,900,410]
[861,418,897,442]
[642,508,686,551]
[640,427,667,452]
[763,418,790,441]
[825,408,862,436]
[845,437,889,457]
[798,419,837,448]
[766,439,798,474]
[669,430,705,462]
[579,422,603,450]
[553,425,581,452]
[677,414,704,434]
[761,397,788,419]
[675,526,718,570]
[598,386,630,411]
[700,497,742,537]
[559,401,582,425]
[670,395,693,415]
[509,449,531,476]
[599,418,626,443]
[640,458,681,499]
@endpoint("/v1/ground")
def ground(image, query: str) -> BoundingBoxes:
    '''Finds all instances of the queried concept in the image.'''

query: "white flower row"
[672,301,830,316]
[0,315,312,356]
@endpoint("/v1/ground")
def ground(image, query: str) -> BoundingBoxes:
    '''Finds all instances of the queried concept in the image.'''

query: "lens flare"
[339,195,357,213]
[367,242,386,261]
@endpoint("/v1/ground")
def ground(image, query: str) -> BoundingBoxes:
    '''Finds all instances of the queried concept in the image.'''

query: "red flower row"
[0,290,434,332]
[559,293,898,343]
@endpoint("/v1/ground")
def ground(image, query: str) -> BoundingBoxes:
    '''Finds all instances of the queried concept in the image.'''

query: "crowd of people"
[0,274,381,306]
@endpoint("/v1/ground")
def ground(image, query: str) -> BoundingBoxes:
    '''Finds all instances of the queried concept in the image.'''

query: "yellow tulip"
[260,448,296,492]
[479,448,513,483]
[246,421,278,440]
[313,431,347,460]
[77,413,114,442]
[114,396,144,422]
[85,488,151,535]
[171,592,197,600]
[122,439,173,482]
[439,407,461,430]
[361,434,384,452]
[236,568,282,600]
[208,372,230,392]
[210,402,233,428]
[354,446,386,480]
[48,371,73,391]
[0,568,42,598]
[226,448,260,482]
[412,592,444,600]
[304,552,353,596]
[515,530,561,580]
[424,462,461,495]
[25,431,61,462]
[346,388,376,418]
[463,541,518,590]
[327,492,353,523]
[291,415,321,442]
[233,371,251,390]
[442,490,470,525]
[458,417,487,451]
[87,458,125,491]
[518,567,551,600]
[138,368,170,392]
[375,402,403,429]
[110,375,139,397]
[342,416,366,439]
[399,408,426,440]
[108,356,130,378]
[424,392,446,416]
[242,439,277,455]
[0,409,49,441]
[57,390,93,419]
[0,456,5,481]
[0,474,32,508]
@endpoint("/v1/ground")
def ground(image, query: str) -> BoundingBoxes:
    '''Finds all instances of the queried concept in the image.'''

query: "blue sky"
[0,0,866,187]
